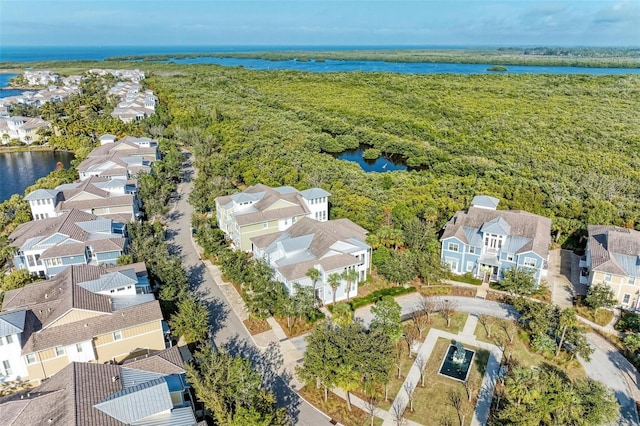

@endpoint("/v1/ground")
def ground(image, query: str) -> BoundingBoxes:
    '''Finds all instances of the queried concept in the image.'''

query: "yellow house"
[215,184,330,251]
[586,225,640,310]
[1,264,166,384]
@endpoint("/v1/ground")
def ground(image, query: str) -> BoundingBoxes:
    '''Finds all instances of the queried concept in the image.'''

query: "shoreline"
[0,145,72,154]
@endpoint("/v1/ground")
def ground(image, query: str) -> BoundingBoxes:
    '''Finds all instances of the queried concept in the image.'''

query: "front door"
[315,288,324,307]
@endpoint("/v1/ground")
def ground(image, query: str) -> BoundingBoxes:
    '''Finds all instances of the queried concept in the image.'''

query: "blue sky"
[1,1,638,47]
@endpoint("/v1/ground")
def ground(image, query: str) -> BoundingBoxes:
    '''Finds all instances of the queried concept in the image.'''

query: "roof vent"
[112,376,119,382]
[45,294,48,299]
[48,419,53,424]
[84,324,88,327]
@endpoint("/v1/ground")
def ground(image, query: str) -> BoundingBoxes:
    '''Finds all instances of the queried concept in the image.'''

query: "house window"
[25,353,37,365]
[466,261,474,272]
[506,253,514,262]
[5,335,13,344]
[446,258,459,271]
[76,343,83,353]
[113,331,123,341]
[55,346,65,357]
[447,243,459,252]
[2,360,12,376]
[628,276,635,286]
[262,222,268,229]
[523,257,536,268]
[622,294,631,305]
[468,246,477,254]
[0,337,3,345]
[604,274,612,283]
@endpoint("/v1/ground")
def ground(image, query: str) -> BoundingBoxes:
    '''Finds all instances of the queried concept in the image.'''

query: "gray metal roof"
[78,269,138,293]
[131,406,197,426]
[471,195,500,209]
[504,235,531,254]
[24,188,58,201]
[299,188,331,199]
[120,367,165,388]
[94,378,173,424]
[0,310,26,337]
[481,217,511,236]
[274,186,298,194]
[77,219,113,233]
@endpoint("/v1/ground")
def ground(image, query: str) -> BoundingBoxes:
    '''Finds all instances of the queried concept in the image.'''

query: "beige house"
[585,225,640,310]
[0,347,199,425]
[0,263,165,384]
[215,184,330,251]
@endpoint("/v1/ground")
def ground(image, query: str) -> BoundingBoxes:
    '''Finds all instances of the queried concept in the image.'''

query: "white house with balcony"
[251,217,371,305]
[9,209,127,278]
[215,184,330,251]
[0,116,50,144]
[440,195,551,285]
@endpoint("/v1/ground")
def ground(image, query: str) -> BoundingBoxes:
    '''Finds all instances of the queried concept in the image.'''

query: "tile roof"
[122,346,185,375]
[253,217,369,281]
[588,225,640,276]
[9,209,97,248]
[2,264,159,353]
[441,206,551,258]
[217,184,330,227]
[0,353,194,425]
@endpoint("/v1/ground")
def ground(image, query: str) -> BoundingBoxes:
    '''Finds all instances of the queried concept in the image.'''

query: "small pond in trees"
[438,343,475,382]
[334,146,407,173]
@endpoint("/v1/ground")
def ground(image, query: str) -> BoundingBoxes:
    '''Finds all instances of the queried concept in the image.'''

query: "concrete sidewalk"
[388,314,502,426]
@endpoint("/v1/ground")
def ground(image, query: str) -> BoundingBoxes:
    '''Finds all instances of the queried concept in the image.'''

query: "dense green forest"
[105,47,640,68]
[144,65,640,246]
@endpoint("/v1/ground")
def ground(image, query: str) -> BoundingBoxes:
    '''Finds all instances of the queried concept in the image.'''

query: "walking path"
[387,314,501,426]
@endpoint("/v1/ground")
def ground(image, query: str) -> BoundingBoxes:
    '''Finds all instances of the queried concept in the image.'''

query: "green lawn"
[473,316,584,380]
[404,338,488,426]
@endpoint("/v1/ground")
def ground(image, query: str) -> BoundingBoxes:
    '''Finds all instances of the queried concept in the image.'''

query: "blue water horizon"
[1,45,638,76]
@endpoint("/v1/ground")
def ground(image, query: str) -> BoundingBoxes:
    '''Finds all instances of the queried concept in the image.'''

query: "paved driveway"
[167,153,331,425]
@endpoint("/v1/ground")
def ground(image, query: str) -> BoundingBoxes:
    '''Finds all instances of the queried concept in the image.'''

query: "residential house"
[0,263,164,385]
[77,138,159,181]
[0,347,200,425]
[440,195,551,285]
[0,311,29,383]
[9,209,127,278]
[584,225,640,310]
[216,184,330,251]
[0,116,50,144]
[23,70,59,86]
[24,176,140,221]
[252,217,371,305]
[107,81,157,123]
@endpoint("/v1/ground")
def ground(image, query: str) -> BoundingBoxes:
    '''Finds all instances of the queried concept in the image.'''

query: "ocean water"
[0,73,21,99]
[0,45,638,76]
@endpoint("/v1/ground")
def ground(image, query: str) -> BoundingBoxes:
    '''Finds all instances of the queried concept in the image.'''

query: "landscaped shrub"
[348,286,416,310]
[449,272,482,285]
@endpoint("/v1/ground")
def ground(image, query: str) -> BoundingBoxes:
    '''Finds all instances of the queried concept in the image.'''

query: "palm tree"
[341,268,358,302]
[306,267,321,306]
[327,273,342,305]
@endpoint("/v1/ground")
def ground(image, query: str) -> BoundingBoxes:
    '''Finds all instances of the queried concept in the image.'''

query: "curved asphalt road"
[166,152,331,425]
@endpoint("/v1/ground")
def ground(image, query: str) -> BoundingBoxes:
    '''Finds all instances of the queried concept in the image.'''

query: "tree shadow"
[186,263,206,292]
[200,297,229,342]
[223,335,301,423]
[606,351,640,425]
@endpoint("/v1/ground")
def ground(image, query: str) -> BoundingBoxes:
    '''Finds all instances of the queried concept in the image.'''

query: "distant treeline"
[104,48,640,68]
